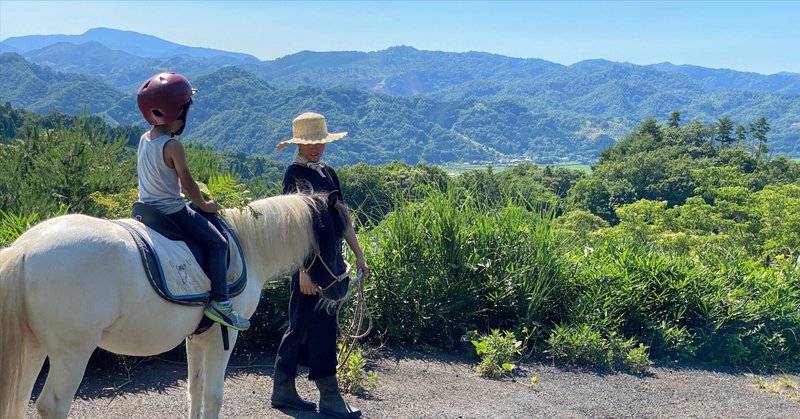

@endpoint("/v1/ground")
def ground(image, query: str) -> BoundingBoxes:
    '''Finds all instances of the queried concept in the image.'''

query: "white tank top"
[137,133,185,214]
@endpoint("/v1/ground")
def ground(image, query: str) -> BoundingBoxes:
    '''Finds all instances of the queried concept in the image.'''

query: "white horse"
[0,192,353,419]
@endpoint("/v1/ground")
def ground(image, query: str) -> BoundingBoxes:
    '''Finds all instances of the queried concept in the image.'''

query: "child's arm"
[164,139,221,213]
[344,224,369,279]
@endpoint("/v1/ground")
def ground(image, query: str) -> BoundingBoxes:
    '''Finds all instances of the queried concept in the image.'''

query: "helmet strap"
[171,101,191,137]
[170,120,186,137]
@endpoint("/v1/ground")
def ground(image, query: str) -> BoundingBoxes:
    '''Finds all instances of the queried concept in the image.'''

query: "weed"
[337,343,378,395]
[751,375,800,401]
[547,324,652,372]
[472,329,522,378]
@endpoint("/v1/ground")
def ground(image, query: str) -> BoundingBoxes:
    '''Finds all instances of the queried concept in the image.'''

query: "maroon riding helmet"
[136,72,195,126]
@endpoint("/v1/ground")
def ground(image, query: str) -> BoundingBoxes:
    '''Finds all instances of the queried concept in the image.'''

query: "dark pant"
[167,205,229,301]
[274,273,338,381]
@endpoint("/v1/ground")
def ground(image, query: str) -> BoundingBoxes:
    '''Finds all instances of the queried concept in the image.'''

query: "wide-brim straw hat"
[275,112,348,151]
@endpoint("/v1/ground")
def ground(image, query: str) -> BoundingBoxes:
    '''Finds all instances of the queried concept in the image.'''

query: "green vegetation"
[2,110,798,374]
[5,50,800,167]
[336,343,379,394]
[751,375,800,402]
[470,329,523,378]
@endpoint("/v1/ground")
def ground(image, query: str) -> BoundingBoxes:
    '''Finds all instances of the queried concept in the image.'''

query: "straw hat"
[275,112,348,151]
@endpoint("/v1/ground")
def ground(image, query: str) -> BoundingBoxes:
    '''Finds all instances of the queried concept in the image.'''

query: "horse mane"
[222,193,319,280]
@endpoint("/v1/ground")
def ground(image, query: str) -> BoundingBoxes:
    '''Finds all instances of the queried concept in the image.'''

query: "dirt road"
[26,349,800,418]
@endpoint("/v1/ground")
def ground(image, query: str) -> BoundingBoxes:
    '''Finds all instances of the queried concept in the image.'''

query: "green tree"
[0,117,135,215]
[749,117,770,160]
[714,116,735,148]
[667,110,681,128]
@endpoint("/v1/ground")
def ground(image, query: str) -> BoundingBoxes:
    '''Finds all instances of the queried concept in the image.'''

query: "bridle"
[303,251,352,292]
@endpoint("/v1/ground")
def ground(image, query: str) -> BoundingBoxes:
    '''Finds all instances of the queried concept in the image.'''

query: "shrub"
[547,324,652,372]
[337,343,378,394]
[471,329,523,378]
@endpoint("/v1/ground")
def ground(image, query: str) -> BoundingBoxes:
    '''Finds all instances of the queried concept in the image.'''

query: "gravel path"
[27,349,800,418]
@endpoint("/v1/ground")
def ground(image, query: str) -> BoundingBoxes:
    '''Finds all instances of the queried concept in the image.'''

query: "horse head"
[305,191,354,305]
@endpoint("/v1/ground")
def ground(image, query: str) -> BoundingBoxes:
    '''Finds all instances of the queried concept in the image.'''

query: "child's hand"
[201,200,222,213]
[299,270,318,295]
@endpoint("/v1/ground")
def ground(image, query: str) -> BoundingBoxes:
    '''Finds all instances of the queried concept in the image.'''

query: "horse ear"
[326,190,343,209]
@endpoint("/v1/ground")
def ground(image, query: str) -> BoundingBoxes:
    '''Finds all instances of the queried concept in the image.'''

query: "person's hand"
[299,270,317,295]
[356,257,369,281]
[201,200,222,213]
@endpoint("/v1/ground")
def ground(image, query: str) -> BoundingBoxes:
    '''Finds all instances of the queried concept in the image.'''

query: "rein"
[304,251,372,369]
[303,251,351,292]
[336,268,373,369]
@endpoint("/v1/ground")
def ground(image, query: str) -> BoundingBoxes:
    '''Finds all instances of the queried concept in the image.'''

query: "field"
[438,162,592,176]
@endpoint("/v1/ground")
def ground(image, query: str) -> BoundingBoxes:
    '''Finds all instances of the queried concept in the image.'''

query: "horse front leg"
[203,325,238,419]
[186,335,206,419]
[187,325,238,419]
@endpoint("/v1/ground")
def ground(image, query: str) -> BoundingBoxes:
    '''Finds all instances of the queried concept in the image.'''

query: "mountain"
[22,41,253,91]
[2,28,800,162]
[0,57,610,164]
[246,46,563,95]
[649,62,800,96]
[178,67,503,165]
[0,53,128,116]
[0,43,20,54]
[1,27,259,62]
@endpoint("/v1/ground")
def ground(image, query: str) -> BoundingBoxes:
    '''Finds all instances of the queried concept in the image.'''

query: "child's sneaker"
[203,300,250,331]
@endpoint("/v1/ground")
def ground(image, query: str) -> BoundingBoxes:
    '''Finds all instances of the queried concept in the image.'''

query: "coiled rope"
[336,269,373,369]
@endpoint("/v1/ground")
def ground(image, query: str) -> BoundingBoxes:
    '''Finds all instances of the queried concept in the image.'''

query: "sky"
[1,0,798,75]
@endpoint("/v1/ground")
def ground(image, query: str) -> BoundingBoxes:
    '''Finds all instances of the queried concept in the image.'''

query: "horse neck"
[222,195,316,286]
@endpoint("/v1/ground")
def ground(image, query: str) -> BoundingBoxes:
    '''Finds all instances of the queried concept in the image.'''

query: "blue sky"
[1,1,798,74]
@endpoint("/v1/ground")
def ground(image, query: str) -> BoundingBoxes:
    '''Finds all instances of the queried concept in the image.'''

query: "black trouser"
[166,205,229,301]
[274,272,338,381]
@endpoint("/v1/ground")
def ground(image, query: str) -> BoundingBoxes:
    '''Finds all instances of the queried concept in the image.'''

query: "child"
[136,72,249,331]
[272,112,367,418]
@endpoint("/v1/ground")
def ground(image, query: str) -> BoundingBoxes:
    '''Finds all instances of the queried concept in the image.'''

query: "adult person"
[271,112,368,418]
[136,72,249,331]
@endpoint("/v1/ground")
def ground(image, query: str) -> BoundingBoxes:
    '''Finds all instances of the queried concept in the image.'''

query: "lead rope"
[336,269,373,369]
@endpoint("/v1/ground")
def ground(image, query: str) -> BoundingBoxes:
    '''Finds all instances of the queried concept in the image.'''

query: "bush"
[471,329,522,378]
[547,324,652,372]
[337,343,378,394]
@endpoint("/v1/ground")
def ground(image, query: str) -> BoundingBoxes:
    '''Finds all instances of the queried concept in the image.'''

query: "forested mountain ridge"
[0,53,128,115]
[2,27,799,162]
[11,27,795,95]
[19,41,261,91]
[0,55,609,164]
[1,27,259,61]
[649,62,800,95]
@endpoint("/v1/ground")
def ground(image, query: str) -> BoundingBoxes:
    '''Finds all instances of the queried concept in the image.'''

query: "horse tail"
[0,246,30,419]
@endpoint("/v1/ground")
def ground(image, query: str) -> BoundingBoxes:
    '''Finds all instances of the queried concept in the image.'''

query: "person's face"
[298,143,325,161]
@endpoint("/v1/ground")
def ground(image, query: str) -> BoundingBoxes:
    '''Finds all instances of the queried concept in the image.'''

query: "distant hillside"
[0,43,20,54]
[649,62,800,96]
[164,67,504,165]
[248,47,800,97]
[22,41,251,91]
[0,53,127,115]
[246,47,561,95]
[1,27,259,62]
[0,58,614,165]
[2,28,799,161]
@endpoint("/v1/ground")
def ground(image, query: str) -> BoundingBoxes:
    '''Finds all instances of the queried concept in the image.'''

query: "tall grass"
[362,185,564,347]
[555,239,800,370]
[353,181,799,371]
[0,207,68,246]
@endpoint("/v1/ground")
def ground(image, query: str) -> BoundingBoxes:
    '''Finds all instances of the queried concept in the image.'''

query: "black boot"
[315,375,361,418]
[271,370,316,411]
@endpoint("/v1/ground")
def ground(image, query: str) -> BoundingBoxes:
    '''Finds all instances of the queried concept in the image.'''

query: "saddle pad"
[114,218,247,305]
